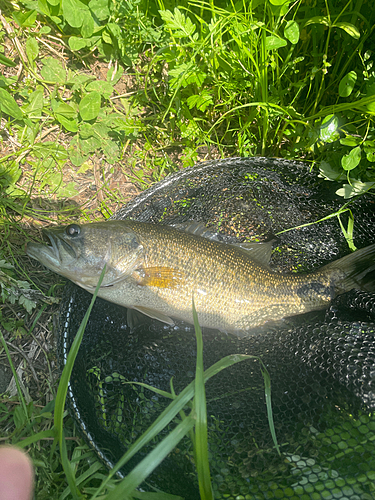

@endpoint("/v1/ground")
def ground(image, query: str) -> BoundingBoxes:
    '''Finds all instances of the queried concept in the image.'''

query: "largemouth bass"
[27,220,375,334]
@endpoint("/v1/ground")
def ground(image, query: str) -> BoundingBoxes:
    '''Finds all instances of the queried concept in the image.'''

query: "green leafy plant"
[20,0,162,65]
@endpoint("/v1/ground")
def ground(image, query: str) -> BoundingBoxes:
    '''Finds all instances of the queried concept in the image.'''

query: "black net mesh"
[57,157,375,499]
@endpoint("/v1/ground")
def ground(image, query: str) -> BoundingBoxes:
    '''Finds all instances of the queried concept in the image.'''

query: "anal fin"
[131,305,175,326]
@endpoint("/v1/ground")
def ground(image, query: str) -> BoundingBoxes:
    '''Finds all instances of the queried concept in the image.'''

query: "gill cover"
[28,221,145,288]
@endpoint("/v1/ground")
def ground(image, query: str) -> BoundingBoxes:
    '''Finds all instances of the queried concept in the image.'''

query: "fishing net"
[57,157,375,500]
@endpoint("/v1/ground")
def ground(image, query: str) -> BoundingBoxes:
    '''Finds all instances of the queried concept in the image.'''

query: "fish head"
[26,221,144,289]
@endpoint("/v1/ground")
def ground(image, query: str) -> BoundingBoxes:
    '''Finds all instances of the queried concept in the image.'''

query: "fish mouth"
[26,229,77,268]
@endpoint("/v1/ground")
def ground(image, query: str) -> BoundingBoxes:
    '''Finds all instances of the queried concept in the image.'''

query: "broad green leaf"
[269,0,289,4]
[54,102,77,118]
[80,135,101,153]
[79,122,94,139]
[107,22,121,39]
[68,36,88,51]
[0,75,17,89]
[89,0,110,21]
[55,103,78,131]
[77,162,93,174]
[46,0,60,5]
[56,115,79,132]
[159,8,196,38]
[340,136,361,147]
[364,141,375,162]
[318,161,346,182]
[169,63,206,88]
[319,114,339,143]
[103,114,139,135]
[88,121,110,140]
[304,16,330,27]
[45,172,62,191]
[265,36,287,50]
[269,2,289,16]
[12,10,38,27]
[187,92,213,112]
[102,28,112,45]
[69,137,88,166]
[70,73,95,93]
[79,91,101,121]
[336,181,375,198]
[333,22,360,39]
[23,89,44,118]
[81,14,94,38]
[62,0,89,28]
[57,181,79,197]
[40,26,51,34]
[284,20,299,44]
[26,37,39,63]
[0,54,16,67]
[41,57,66,83]
[107,66,124,85]
[0,88,23,120]
[339,71,357,97]
[341,146,361,171]
[37,0,52,15]
[86,80,114,99]
[102,139,120,163]
[51,15,62,24]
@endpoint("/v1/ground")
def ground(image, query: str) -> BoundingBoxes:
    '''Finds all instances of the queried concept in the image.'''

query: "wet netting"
[57,157,375,499]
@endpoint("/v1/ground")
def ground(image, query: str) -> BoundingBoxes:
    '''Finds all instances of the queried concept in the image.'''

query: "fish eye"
[66,224,81,237]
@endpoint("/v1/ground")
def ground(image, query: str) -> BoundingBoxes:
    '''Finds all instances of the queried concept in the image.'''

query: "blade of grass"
[91,351,258,499]
[93,349,279,499]
[260,364,280,456]
[60,461,104,500]
[104,416,195,500]
[16,429,56,448]
[275,202,355,246]
[54,265,107,500]
[192,299,213,500]
[132,492,184,500]
[0,331,29,423]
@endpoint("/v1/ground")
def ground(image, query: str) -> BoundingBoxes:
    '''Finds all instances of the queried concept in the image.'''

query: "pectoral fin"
[131,305,175,326]
[136,266,183,288]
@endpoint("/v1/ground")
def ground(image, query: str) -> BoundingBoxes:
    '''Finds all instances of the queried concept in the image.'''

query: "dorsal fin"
[229,240,274,267]
[172,221,221,241]
[172,221,274,266]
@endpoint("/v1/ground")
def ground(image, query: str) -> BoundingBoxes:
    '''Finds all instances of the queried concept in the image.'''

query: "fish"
[26,220,375,335]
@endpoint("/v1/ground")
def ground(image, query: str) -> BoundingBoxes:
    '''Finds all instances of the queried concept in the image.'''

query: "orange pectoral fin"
[136,267,183,288]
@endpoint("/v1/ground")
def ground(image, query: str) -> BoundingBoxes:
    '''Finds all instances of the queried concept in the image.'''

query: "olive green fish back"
[58,157,375,500]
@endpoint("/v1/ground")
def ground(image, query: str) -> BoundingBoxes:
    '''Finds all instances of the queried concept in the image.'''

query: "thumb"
[0,446,34,500]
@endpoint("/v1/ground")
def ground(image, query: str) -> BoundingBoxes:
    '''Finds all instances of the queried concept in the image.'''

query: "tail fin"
[322,243,375,295]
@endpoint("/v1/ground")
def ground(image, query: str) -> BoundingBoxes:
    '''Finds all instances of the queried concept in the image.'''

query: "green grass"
[1,274,274,499]
[1,0,375,497]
